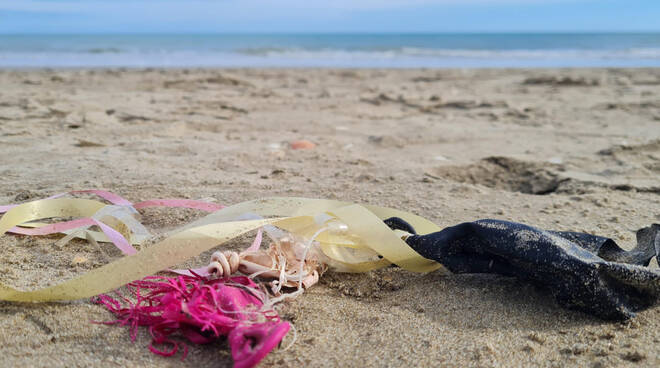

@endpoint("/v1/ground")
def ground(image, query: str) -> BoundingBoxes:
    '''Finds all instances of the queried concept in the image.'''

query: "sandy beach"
[0,67,659,367]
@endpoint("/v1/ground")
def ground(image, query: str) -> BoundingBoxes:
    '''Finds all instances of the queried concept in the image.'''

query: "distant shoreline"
[2,33,660,68]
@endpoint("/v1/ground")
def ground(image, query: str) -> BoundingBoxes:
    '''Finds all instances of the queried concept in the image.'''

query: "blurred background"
[1,0,659,68]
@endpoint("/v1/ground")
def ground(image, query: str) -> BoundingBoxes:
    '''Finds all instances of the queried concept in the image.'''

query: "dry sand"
[0,68,659,367]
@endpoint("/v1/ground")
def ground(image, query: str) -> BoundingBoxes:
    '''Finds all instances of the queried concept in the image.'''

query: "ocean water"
[1,33,660,68]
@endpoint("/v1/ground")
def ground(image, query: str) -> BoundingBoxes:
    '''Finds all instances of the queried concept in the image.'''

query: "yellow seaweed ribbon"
[0,196,442,302]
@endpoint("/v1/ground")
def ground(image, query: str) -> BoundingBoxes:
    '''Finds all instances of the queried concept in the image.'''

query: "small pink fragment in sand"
[290,140,316,150]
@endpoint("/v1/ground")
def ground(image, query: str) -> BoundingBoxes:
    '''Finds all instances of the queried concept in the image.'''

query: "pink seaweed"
[95,273,289,368]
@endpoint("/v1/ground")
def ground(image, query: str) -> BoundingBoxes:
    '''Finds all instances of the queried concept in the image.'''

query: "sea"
[1,33,660,68]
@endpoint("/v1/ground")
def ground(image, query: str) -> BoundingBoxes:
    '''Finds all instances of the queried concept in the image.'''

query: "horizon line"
[2,31,660,36]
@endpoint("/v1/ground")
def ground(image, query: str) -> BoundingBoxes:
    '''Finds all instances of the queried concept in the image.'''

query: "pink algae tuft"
[94,273,289,368]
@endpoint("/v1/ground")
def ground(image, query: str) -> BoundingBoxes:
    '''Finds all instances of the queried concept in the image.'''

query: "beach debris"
[0,191,350,366]
[115,111,151,123]
[411,75,444,83]
[163,75,254,89]
[93,202,329,366]
[391,217,660,320]
[289,140,316,150]
[522,75,600,86]
[361,92,507,112]
[75,139,105,147]
[95,274,289,368]
[208,234,327,294]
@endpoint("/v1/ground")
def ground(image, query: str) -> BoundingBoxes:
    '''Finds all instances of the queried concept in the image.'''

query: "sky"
[0,0,659,34]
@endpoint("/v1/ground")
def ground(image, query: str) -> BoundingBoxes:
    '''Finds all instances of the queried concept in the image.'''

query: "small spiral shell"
[207,251,240,278]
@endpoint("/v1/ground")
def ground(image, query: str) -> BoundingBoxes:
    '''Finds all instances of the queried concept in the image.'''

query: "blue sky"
[0,0,659,33]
